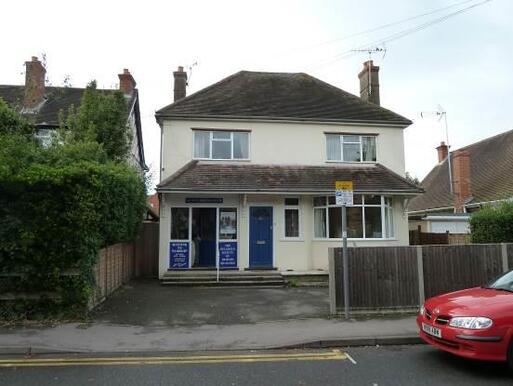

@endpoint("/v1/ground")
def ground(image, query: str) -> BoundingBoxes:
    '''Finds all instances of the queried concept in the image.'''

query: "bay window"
[193,130,249,160]
[326,134,377,162]
[313,195,394,239]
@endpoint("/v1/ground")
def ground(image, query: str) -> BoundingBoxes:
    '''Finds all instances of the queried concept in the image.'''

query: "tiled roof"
[0,84,146,170]
[408,129,513,212]
[0,85,134,127]
[156,71,412,126]
[157,162,423,194]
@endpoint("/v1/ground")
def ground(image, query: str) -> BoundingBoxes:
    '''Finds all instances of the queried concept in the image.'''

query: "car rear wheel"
[508,340,513,370]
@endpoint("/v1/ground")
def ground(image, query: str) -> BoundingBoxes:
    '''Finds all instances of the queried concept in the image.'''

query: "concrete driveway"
[91,279,329,327]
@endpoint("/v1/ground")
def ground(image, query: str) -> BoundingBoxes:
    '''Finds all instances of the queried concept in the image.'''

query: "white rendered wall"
[160,119,406,181]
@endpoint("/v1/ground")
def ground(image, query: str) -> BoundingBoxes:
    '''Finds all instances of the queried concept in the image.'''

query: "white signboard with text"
[335,181,353,206]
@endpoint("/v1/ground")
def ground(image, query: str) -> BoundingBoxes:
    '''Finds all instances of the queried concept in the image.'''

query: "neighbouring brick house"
[408,129,513,234]
[0,56,147,172]
[155,61,422,275]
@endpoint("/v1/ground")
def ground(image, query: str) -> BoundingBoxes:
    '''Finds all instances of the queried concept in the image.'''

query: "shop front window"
[219,208,237,240]
[171,208,189,240]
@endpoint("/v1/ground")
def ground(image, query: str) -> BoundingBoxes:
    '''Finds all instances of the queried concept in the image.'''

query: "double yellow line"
[0,350,347,367]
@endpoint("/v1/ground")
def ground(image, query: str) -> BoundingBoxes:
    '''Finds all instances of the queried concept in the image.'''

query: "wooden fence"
[329,243,512,314]
[409,229,449,245]
[134,221,159,278]
[91,243,135,308]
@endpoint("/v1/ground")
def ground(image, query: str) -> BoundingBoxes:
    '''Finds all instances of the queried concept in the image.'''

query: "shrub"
[0,135,146,319]
[470,201,513,243]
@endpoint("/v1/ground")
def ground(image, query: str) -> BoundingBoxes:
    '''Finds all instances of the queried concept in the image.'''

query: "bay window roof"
[157,161,423,194]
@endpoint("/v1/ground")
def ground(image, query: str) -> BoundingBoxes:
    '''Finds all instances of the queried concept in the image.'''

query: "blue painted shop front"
[169,204,239,270]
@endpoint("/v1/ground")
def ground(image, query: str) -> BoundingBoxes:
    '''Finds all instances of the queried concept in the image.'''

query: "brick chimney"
[436,141,449,163]
[452,150,471,213]
[24,56,46,109]
[118,68,136,95]
[358,60,380,105]
[173,66,187,102]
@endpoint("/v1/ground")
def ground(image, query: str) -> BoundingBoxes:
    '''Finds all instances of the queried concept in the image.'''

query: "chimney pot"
[118,68,136,95]
[24,56,46,109]
[358,60,380,105]
[173,66,187,102]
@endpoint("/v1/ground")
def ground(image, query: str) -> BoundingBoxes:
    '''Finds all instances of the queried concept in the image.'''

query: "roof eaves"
[156,187,424,194]
[154,113,411,128]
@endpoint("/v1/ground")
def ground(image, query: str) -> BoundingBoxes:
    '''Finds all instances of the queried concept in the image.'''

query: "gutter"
[153,114,410,129]
[156,189,423,195]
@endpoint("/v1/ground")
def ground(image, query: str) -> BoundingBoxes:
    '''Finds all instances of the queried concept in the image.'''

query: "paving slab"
[91,279,330,326]
[0,316,420,354]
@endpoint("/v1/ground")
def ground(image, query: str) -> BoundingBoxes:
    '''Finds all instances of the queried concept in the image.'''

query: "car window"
[486,270,513,291]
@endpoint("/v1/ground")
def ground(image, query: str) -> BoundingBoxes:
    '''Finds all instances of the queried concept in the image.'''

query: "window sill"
[193,157,251,162]
[325,160,377,164]
[280,238,304,242]
[312,238,397,242]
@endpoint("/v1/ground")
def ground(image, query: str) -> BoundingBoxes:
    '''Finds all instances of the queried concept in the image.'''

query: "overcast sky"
[1,0,511,187]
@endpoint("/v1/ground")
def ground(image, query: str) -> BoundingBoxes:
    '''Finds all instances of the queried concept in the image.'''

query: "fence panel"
[135,221,159,278]
[334,246,419,310]
[422,244,503,298]
[91,242,135,308]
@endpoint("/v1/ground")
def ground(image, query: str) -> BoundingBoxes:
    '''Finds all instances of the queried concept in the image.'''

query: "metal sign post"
[341,204,349,319]
[335,181,353,319]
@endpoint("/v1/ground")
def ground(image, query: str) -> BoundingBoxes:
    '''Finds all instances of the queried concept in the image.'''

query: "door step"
[161,270,285,287]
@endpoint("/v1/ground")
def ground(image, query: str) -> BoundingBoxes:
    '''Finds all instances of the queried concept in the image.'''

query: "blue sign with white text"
[219,242,237,269]
[169,242,189,269]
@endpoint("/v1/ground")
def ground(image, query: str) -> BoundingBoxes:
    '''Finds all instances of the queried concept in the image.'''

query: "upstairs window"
[326,134,377,162]
[193,130,249,160]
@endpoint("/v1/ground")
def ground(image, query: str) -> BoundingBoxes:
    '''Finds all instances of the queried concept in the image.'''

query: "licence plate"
[422,322,442,338]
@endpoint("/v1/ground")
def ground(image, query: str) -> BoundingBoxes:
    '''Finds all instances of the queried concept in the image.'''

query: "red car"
[417,270,513,368]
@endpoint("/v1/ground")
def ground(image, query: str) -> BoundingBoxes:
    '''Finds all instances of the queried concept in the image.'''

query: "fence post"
[501,243,509,272]
[416,245,425,305]
[328,248,337,316]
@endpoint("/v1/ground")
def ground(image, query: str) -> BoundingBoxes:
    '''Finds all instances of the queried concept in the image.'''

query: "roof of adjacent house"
[0,84,146,170]
[157,161,423,194]
[408,129,513,213]
[155,71,412,126]
[0,85,134,127]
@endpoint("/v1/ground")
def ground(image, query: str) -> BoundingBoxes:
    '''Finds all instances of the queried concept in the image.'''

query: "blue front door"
[249,206,273,268]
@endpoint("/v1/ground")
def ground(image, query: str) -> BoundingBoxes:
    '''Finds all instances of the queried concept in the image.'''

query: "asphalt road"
[1,345,512,386]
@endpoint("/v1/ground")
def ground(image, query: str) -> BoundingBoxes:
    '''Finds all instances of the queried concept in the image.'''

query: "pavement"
[0,279,420,355]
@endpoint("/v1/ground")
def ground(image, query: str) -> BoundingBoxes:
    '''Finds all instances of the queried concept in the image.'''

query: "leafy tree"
[405,172,420,186]
[0,98,36,137]
[61,81,132,162]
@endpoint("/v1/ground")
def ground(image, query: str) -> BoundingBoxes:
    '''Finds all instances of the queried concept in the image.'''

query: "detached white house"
[155,61,421,277]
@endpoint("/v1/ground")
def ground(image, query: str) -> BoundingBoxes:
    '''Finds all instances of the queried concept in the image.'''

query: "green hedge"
[0,136,146,319]
[470,201,513,243]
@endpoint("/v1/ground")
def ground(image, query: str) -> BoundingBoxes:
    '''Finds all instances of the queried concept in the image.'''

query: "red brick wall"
[452,150,471,213]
